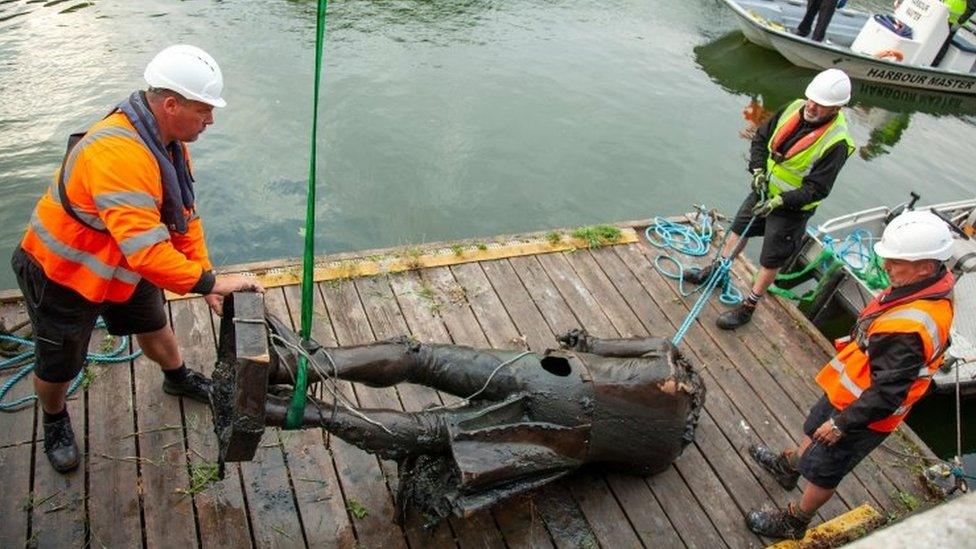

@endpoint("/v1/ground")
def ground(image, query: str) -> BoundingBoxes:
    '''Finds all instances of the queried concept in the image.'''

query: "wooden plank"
[86,329,142,548]
[319,279,409,549]
[239,429,305,547]
[508,255,689,548]
[170,298,254,549]
[131,333,198,548]
[391,269,553,548]
[0,302,37,548]
[0,445,33,547]
[610,244,852,521]
[646,467,728,549]
[273,285,369,548]
[445,263,599,549]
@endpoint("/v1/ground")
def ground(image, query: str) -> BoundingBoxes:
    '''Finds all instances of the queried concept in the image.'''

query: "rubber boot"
[683,262,717,286]
[43,415,80,474]
[745,503,811,540]
[748,444,800,490]
[716,302,756,330]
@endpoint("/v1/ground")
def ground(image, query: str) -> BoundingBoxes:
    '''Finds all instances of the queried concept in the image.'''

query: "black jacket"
[832,268,949,431]
[749,105,849,212]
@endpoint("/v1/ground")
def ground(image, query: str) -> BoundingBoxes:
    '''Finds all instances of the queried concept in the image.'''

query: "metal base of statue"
[211,292,706,524]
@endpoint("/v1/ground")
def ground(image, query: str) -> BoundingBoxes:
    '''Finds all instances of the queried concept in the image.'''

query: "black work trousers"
[797,0,840,43]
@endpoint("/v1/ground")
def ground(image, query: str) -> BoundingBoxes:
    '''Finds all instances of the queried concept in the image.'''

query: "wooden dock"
[0,222,941,548]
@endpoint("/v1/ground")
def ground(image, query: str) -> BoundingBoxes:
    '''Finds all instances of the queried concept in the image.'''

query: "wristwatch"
[828,418,843,438]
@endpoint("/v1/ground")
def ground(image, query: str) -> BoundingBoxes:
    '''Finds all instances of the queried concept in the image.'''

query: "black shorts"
[729,192,812,269]
[11,247,168,383]
[796,395,889,489]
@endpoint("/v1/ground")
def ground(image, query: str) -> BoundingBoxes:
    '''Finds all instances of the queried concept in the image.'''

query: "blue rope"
[645,198,765,346]
[0,321,142,412]
[645,209,749,326]
[644,216,713,257]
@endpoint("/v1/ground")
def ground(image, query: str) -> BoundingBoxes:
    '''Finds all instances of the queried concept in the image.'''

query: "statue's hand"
[557,328,590,351]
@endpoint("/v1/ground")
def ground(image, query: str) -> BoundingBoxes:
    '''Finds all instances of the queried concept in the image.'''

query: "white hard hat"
[144,44,226,108]
[874,210,954,261]
[805,68,851,107]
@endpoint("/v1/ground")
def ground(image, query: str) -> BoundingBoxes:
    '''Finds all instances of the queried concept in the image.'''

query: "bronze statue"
[212,293,705,523]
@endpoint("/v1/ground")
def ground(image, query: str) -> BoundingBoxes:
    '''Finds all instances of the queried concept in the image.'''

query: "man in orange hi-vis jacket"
[11,45,263,474]
[743,210,956,540]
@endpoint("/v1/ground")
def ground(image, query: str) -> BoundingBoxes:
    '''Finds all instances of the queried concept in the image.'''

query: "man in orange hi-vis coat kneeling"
[743,210,956,540]
[12,45,263,474]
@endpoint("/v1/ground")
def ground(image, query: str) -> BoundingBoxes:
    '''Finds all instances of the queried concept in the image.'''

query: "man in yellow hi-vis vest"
[685,69,855,330]
[745,211,956,540]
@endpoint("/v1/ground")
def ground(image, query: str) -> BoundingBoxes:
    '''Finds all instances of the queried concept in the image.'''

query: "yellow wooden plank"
[166,228,639,301]
[768,504,884,549]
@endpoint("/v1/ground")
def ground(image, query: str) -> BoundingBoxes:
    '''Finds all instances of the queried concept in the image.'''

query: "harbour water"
[1,0,973,459]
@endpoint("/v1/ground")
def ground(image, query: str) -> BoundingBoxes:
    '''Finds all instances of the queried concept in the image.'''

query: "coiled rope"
[0,321,142,412]
[646,198,763,346]
[646,213,745,308]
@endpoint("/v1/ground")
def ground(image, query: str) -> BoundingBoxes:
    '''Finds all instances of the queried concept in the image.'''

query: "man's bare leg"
[34,378,71,415]
[136,324,183,370]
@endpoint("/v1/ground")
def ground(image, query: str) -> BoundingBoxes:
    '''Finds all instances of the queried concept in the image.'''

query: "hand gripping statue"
[212,293,705,523]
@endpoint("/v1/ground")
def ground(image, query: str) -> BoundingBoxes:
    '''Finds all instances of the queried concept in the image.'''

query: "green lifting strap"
[286,0,329,430]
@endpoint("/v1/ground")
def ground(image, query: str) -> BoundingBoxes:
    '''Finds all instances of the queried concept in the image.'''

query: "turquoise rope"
[646,212,744,309]
[0,323,142,412]
[646,194,766,346]
[668,212,760,346]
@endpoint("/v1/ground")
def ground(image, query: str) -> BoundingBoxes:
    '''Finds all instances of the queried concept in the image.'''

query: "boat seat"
[951,31,976,54]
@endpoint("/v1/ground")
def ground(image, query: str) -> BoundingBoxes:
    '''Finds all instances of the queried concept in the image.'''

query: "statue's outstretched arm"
[557,329,672,358]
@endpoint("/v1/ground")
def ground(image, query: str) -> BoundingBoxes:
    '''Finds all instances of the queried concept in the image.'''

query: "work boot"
[683,262,717,286]
[162,368,213,404]
[43,415,80,474]
[716,302,756,330]
[748,444,800,490]
[745,504,811,540]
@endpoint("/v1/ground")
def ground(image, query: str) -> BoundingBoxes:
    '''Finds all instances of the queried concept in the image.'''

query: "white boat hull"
[722,0,976,95]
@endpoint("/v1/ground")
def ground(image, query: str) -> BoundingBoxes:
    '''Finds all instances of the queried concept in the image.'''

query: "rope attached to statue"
[285,0,329,429]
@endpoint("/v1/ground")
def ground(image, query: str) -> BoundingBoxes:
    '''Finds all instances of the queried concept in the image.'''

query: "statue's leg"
[264,393,450,461]
[267,314,529,399]
[309,343,529,399]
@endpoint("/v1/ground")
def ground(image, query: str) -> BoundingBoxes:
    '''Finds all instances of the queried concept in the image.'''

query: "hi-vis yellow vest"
[944,0,966,25]
[765,99,855,211]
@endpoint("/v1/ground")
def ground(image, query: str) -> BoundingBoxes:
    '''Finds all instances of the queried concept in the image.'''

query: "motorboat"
[719,0,976,95]
[778,194,976,394]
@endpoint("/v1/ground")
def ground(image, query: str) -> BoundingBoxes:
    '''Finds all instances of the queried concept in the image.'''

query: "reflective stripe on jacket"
[765,99,855,211]
[816,297,953,432]
[21,111,212,303]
